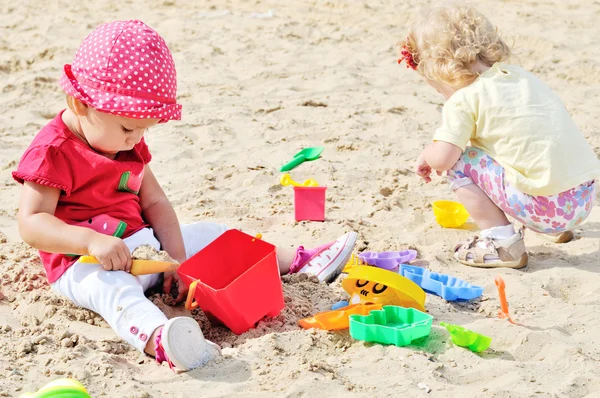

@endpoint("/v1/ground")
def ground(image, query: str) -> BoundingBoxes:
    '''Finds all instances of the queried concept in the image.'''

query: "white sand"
[1,0,599,396]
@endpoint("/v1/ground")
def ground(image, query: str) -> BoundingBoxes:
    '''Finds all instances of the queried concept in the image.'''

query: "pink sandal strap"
[154,328,175,370]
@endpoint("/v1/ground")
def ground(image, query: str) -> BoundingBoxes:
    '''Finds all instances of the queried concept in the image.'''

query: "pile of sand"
[148,272,347,349]
[131,245,177,263]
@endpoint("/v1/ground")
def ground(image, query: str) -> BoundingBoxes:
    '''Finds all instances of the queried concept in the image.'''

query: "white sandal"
[454,230,528,269]
[156,317,221,371]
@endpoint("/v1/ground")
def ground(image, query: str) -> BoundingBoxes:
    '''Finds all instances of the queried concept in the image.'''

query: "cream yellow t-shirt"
[433,63,600,196]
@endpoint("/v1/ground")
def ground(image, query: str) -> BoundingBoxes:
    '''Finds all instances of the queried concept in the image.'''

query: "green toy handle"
[280,155,306,172]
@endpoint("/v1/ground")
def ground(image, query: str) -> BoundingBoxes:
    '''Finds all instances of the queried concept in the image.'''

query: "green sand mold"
[440,322,492,352]
[349,305,433,347]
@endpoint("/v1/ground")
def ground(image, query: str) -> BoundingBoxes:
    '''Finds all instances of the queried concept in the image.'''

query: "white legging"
[51,222,228,352]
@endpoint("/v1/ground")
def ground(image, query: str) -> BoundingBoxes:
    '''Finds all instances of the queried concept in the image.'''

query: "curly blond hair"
[398,3,510,87]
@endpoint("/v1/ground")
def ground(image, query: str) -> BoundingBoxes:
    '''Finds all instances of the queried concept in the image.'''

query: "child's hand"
[87,234,132,272]
[163,270,188,303]
[415,154,433,183]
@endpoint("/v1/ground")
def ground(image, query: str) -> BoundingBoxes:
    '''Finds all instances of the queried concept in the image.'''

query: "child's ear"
[66,95,88,116]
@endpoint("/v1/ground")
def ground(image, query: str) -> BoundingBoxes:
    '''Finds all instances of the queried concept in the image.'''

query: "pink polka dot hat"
[60,20,182,122]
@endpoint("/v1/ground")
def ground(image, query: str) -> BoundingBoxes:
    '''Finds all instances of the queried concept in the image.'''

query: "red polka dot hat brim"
[60,64,182,123]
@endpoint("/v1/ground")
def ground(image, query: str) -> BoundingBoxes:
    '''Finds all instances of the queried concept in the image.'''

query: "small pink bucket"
[294,186,326,221]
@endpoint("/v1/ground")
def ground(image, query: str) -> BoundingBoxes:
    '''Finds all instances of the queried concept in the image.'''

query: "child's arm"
[139,164,187,301]
[139,165,186,263]
[415,141,463,182]
[422,141,462,171]
[17,182,133,271]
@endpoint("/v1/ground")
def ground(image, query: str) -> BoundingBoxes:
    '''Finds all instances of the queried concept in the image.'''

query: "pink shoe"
[290,231,357,283]
[155,317,221,371]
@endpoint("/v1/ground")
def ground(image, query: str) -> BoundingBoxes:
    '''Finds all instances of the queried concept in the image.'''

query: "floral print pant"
[447,147,596,233]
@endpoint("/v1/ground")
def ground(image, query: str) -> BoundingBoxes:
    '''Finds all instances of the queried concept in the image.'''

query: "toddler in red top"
[13,111,151,283]
[13,20,357,372]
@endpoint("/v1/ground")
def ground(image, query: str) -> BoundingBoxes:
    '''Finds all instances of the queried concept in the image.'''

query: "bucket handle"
[185,280,199,310]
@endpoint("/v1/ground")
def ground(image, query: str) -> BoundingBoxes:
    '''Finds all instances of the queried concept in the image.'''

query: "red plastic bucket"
[294,186,326,221]
[178,229,284,334]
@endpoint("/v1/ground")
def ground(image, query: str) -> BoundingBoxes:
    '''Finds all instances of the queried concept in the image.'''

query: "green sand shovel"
[279,146,324,172]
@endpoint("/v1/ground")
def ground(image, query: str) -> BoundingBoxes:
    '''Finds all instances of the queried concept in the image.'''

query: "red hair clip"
[397,45,417,70]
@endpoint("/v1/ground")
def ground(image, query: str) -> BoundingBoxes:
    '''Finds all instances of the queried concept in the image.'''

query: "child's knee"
[449,177,475,191]
[181,222,229,259]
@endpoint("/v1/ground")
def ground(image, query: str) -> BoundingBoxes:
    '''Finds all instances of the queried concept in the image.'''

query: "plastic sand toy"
[19,378,90,398]
[178,229,284,335]
[332,300,349,310]
[280,147,324,172]
[349,305,433,347]
[358,250,418,271]
[280,173,319,187]
[280,173,326,221]
[342,266,426,311]
[495,275,518,325]
[292,186,327,221]
[399,265,483,301]
[432,200,470,228]
[440,322,492,352]
[79,256,178,275]
[298,303,383,331]
[343,253,366,273]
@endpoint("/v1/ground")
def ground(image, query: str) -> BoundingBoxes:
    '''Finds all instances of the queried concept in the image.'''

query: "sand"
[1,0,600,397]
[132,246,177,264]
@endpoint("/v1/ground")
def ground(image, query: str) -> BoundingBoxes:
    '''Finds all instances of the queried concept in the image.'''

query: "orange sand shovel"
[495,275,518,325]
[78,256,179,275]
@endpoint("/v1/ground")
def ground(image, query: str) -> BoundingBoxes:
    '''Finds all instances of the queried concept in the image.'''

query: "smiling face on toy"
[341,266,426,311]
[349,279,398,305]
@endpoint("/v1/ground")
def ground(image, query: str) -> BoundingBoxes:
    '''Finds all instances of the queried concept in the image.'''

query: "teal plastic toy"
[440,322,491,352]
[349,305,433,347]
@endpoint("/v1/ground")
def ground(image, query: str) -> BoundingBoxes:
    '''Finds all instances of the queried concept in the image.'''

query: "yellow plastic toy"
[342,266,426,311]
[280,173,319,187]
[432,200,470,228]
[19,378,90,398]
[342,253,366,273]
